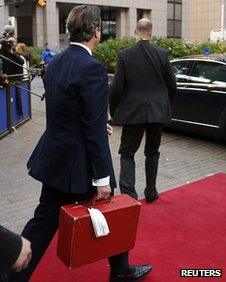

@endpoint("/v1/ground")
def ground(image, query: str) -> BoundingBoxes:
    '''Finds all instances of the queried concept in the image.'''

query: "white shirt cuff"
[92,176,110,186]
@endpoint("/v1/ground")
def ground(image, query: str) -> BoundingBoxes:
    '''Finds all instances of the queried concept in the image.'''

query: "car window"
[171,60,189,76]
[189,61,226,84]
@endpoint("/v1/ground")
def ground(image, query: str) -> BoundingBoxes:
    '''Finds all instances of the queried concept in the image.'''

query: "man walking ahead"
[110,18,177,202]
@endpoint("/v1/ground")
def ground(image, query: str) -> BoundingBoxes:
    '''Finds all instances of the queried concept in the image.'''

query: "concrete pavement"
[0,77,226,233]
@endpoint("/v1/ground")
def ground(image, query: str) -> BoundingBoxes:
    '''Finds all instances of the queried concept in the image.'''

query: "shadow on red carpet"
[31,173,226,282]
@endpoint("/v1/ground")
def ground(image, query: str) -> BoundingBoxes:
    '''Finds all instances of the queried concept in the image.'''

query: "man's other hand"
[97,185,111,200]
[107,123,113,135]
[12,237,32,272]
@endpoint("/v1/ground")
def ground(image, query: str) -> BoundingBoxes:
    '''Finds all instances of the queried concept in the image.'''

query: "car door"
[170,59,194,120]
[171,59,226,128]
[182,60,226,127]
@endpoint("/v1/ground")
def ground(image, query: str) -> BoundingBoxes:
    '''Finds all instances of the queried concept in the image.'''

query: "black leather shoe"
[144,189,159,203]
[110,264,152,281]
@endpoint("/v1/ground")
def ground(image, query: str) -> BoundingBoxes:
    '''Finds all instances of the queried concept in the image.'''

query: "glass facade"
[167,0,182,38]
[137,9,144,21]
[101,8,116,40]
[58,4,116,41]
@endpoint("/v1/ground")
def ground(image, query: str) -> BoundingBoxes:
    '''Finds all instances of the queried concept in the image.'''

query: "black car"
[169,55,226,140]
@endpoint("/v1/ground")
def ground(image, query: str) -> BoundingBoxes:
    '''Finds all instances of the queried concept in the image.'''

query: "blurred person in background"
[2,25,15,39]
[16,43,30,77]
[40,43,56,98]
[0,37,24,117]
[40,42,56,68]
[0,37,23,78]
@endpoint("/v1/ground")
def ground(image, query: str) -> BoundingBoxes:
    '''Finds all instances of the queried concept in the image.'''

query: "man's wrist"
[92,176,110,186]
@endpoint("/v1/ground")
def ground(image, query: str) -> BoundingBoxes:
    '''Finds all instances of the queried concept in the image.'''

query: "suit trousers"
[9,185,129,282]
[119,123,163,200]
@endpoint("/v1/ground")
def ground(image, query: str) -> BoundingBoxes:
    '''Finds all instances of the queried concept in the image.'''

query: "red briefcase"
[57,194,141,268]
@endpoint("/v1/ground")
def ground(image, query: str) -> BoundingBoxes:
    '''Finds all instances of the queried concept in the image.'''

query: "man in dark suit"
[110,18,177,202]
[10,6,151,282]
[0,225,31,281]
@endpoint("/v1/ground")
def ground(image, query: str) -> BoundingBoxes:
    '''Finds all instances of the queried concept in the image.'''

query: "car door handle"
[178,85,190,89]
[177,83,189,88]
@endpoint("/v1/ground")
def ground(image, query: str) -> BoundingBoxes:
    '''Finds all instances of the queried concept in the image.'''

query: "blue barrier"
[0,78,31,139]
[0,86,10,138]
[11,80,31,127]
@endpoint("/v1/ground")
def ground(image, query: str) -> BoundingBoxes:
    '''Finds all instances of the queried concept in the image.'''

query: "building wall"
[33,6,45,47]
[182,0,223,42]
[1,0,167,48]
[42,0,167,49]
[181,0,189,40]
[3,0,226,47]
[0,1,9,35]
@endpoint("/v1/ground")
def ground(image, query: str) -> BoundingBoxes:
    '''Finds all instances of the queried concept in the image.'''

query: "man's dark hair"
[66,5,101,42]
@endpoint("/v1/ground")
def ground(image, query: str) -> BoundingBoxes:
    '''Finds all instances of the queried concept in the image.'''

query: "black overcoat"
[110,40,177,125]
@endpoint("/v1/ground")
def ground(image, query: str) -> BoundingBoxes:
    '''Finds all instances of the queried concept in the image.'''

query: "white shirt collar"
[70,42,92,55]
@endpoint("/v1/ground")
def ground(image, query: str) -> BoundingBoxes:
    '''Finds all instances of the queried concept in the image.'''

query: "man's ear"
[94,27,100,38]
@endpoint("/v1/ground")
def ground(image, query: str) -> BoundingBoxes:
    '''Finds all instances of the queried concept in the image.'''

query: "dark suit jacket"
[0,49,24,77]
[0,225,22,271]
[109,40,177,125]
[27,45,116,194]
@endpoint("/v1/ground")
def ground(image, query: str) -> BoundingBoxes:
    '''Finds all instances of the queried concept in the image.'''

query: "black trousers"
[10,185,129,282]
[119,123,163,200]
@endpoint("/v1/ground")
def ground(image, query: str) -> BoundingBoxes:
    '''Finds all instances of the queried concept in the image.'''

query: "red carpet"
[31,173,226,282]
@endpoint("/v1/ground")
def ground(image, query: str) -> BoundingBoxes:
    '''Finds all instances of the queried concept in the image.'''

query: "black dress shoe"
[144,189,159,203]
[110,264,152,281]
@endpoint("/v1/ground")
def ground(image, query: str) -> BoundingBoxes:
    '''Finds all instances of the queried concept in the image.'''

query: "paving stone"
[0,77,226,233]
